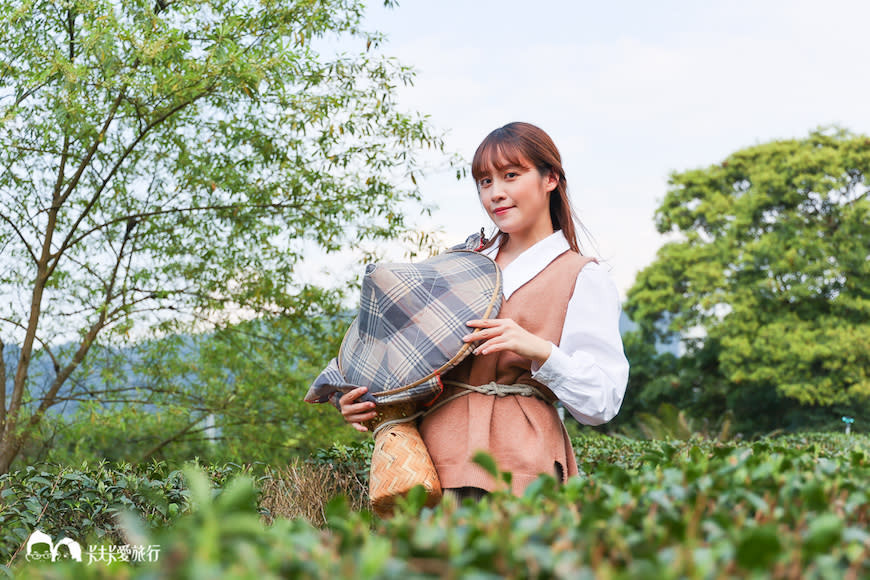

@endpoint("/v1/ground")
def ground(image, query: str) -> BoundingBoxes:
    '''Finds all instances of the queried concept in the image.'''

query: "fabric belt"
[443,380,550,399]
[371,380,551,438]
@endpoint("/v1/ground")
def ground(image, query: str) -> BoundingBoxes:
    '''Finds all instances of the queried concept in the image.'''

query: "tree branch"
[50,83,220,270]
[0,317,60,374]
[8,79,53,111]
[153,0,176,16]
[0,211,38,264]
[0,90,133,431]
[62,200,306,251]
[0,338,6,433]
[29,207,137,421]
[60,377,192,401]
[7,143,67,157]
[29,317,106,424]
[66,8,76,62]
[53,131,72,214]
[6,188,66,444]
[57,252,110,292]
[51,87,126,227]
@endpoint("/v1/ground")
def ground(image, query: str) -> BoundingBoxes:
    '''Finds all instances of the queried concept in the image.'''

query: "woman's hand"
[339,386,377,432]
[463,318,552,365]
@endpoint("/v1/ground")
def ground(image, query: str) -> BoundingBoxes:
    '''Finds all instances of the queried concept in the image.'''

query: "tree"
[626,128,870,429]
[0,0,445,473]
[24,312,364,467]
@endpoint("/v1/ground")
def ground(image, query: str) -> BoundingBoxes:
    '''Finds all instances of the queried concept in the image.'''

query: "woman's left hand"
[463,318,552,365]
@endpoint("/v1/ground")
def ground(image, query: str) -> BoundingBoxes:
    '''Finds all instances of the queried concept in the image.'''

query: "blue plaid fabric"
[305,249,502,408]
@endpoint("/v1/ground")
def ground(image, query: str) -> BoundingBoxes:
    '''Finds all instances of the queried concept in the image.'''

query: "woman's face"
[476,157,557,242]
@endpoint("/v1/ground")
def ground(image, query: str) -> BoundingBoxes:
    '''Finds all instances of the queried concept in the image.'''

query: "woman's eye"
[478,178,492,187]
[505,172,518,179]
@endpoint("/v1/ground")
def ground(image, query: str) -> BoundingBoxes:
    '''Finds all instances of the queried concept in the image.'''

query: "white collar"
[482,232,570,300]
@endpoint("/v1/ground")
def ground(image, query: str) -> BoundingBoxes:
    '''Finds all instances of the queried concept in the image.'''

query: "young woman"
[339,122,629,497]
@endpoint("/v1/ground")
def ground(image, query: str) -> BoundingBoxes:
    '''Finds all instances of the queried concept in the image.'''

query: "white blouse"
[482,232,629,426]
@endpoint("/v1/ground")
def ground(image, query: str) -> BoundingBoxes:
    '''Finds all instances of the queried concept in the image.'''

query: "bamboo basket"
[365,405,442,517]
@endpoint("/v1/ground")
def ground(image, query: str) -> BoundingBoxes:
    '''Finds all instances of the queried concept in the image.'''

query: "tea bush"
[0,460,247,566]
[7,433,870,579]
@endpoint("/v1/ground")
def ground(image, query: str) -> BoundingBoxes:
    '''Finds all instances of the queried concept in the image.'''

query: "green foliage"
[0,460,203,565]
[0,442,373,564]
[610,329,711,435]
[307,438,374,485]
[7,434,870,578]
[0,0,446,471]
[627,127,870,427]
[37,314,363,466]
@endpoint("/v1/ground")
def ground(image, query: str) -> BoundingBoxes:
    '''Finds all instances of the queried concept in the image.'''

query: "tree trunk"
[0,431,22,474]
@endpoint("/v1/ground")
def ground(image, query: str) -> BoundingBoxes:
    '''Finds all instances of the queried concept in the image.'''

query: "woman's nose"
[490,185,507,200]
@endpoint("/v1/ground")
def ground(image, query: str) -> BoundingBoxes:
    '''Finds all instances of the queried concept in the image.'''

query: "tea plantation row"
[3,433,868,579]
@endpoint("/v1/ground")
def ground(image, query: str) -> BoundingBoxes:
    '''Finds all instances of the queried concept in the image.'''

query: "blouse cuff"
[532,343,594,383]
[530,342,555,374]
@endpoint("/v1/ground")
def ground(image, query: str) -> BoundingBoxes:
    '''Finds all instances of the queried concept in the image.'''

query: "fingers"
[343,406,377,425]
[463,318,519,346]
[464,319,516,356]
[463,318,551,362]
[464,318,500,332]
[473,337,510,356]
[338,386,369,406]
[463,318,513,342]
[465,318,497,327]
[339,386,377,427]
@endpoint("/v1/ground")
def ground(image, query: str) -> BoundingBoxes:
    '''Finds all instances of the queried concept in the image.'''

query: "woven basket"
[366,407,442,517]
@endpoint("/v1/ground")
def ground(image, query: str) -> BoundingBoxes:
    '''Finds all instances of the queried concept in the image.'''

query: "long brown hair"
[471,122,581,253]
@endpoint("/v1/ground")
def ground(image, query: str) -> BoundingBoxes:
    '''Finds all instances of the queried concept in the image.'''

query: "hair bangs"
[471,135,533,182]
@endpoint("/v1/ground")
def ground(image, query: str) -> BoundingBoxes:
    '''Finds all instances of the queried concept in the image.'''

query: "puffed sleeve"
[531,262,629,425]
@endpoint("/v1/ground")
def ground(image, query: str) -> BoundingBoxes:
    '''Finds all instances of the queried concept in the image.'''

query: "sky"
[340,0,870,299]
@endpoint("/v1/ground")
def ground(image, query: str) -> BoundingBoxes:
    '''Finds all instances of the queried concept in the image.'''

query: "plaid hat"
[305,248,502,408]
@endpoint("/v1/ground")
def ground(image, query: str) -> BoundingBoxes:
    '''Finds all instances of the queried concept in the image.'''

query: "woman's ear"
[545,170,559,192]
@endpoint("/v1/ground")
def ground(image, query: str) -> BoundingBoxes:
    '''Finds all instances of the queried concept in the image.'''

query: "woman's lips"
[493,206,512,216]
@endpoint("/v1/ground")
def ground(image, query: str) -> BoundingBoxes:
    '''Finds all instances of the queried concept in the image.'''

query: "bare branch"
[0,211,38,264]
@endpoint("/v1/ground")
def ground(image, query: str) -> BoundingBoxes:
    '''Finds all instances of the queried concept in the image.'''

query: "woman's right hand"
[339,386,377,432]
